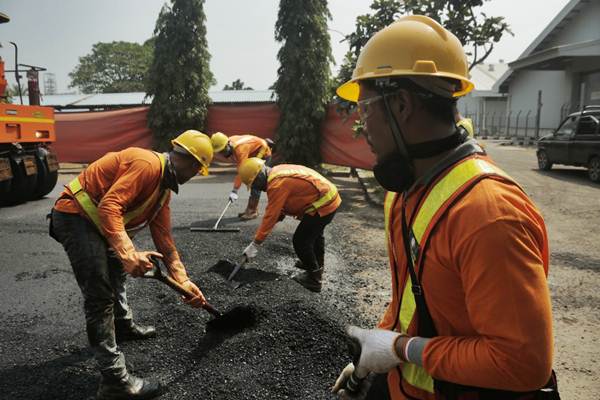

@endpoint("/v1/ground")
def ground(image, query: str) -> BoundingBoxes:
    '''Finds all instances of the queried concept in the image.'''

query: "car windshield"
[556,116,578,136]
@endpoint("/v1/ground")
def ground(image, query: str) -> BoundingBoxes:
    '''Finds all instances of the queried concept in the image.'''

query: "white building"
[494,0,600,137]
[457,62,509,136]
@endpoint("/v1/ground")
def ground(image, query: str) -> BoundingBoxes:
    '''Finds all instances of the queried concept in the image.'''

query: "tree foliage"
[274,0,333,166]
[69,41,153,93]
[223,79,253,90]
[336,0,511,86]
[146,0,213,150]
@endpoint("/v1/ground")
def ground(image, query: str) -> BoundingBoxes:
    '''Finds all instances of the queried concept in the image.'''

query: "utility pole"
[535,90,543,139]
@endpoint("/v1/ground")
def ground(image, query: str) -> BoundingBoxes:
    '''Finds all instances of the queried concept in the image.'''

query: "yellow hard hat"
[211,132,229,152]
[171,130,213,176]
[336,15,474,102]
[239,157,265,188]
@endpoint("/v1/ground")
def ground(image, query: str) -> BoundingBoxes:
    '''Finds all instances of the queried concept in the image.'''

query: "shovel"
[144,256,256,332]
[190,199,240,233]
[144,256,221,317]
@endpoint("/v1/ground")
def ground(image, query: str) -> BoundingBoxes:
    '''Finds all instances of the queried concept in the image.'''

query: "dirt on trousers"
[0,141,598,399]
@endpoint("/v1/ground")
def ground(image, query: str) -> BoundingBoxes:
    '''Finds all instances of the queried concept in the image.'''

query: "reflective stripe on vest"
[384,157,511,394]
[67,153,169,232]
[268,168,338,214]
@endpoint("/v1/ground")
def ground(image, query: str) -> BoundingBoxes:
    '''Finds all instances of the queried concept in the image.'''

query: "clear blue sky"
[0,0,570,93]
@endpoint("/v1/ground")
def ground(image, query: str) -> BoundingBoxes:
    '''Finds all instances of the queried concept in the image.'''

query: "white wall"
[507,70,572,129]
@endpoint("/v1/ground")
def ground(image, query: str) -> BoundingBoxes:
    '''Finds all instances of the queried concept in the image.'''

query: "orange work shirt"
[230,134,272,190]
[380,171,553,398]
[254,165,341,242]
[54,147,180,266]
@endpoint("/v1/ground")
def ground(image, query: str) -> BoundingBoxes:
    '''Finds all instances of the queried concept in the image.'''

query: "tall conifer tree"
[274,0,333,166]
[146,0,213,149]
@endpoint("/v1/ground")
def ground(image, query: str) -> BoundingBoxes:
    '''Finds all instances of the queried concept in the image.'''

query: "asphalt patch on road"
[205,305,258,333]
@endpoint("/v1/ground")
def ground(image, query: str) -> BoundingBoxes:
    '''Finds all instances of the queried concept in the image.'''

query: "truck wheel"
[537,150,552,171]
[1,156,38,206]
[0,178,10,196]
[0,157,10,196]
[588,157,600,183]
[32,152,59,199]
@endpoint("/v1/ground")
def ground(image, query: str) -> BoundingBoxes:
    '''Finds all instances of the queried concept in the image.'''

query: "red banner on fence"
[54,107,152,163]
[54,105,375,170]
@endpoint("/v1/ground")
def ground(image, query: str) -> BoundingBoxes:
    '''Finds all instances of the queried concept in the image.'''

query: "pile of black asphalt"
[0,174,384,399]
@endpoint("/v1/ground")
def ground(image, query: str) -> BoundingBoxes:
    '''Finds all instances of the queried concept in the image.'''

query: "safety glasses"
[357,95,384,121]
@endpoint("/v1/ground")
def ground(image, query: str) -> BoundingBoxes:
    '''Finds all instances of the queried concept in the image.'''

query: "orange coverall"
[229,135,272,190]
[380,174,553,399]
[54,147,187,282]
[254,165,341,243]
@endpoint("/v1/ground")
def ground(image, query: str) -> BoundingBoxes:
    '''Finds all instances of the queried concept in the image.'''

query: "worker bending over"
[50,130,213,400]
[332,16,558,400]
[239,157,340,292]
[211,132,272,220]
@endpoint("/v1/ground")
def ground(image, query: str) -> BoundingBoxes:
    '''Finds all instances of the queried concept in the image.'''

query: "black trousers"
[292,211,336,270]
[51,209,131,380]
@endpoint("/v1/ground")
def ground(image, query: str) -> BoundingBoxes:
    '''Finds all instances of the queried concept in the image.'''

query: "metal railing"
[465,102,582,144]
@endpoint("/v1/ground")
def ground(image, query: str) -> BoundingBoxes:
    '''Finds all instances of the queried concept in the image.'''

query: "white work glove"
[331,362,374,399]
[243,241,260,259]
[229,190,239,203]
[346,326,403,377]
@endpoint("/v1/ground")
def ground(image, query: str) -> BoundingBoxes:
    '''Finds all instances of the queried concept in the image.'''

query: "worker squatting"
[48,15,559,400]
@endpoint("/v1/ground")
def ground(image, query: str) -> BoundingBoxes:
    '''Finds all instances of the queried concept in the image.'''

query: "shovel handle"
[156,266,222,318]
[345,337,364,393]
[149,257,222,317]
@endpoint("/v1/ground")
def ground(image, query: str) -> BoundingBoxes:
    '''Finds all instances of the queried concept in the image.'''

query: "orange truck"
[0,12,58,205]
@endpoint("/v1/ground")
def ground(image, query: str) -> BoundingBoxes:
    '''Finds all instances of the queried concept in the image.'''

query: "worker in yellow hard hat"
[210,131,273,220]
[49,130,213,400]
[332,16,557,400]
[238,157,341,292]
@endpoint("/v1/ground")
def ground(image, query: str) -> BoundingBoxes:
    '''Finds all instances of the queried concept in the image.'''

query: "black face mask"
[373,152,415,193]
[372,130,467,193]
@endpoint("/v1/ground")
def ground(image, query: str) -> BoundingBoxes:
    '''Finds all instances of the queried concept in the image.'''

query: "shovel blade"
[205,305,257,333]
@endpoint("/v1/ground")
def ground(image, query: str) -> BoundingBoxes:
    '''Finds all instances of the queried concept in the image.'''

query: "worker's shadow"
[207,260,279,287]
[0,348,96,399]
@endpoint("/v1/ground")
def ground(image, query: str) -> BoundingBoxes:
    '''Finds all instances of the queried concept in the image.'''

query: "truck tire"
[537,150,552,171]
[588,156,600,183]
[32,151,59,199]
[0,178,10,196]
[0,156,38,206]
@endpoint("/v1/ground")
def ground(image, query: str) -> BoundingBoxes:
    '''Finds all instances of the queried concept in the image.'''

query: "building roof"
[469,62,510,97]
[494,0,589,92]
[24,90,276,109]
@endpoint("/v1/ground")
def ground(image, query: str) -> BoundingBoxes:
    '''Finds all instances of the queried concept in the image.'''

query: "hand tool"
[345,336,365,393]
[144,256,256,332]
[190,199,240,232]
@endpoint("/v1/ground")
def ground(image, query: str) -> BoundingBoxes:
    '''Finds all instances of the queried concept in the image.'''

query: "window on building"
[556,116,578,136]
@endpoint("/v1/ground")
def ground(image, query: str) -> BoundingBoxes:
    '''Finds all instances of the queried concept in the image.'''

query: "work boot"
[293,260,308,270]
[97,374,161,400]
[238,197,259,220]
[292,268,323,293]
[115,320,156,343]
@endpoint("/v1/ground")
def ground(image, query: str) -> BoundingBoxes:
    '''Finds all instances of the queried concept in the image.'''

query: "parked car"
[537,105,600,182]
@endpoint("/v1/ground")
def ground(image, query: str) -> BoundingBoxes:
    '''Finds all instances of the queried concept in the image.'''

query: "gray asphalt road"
[1,143,598,399]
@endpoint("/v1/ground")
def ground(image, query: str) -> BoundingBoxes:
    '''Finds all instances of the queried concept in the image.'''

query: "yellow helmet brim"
[199,164,209,176]
[336,80,360,103]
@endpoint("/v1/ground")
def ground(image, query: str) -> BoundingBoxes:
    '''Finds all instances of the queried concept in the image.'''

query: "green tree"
[69,41,153,93]
[223,79,253,90]
[337,0,511,86]
[146,0,213,150]
[274,0,333,166]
